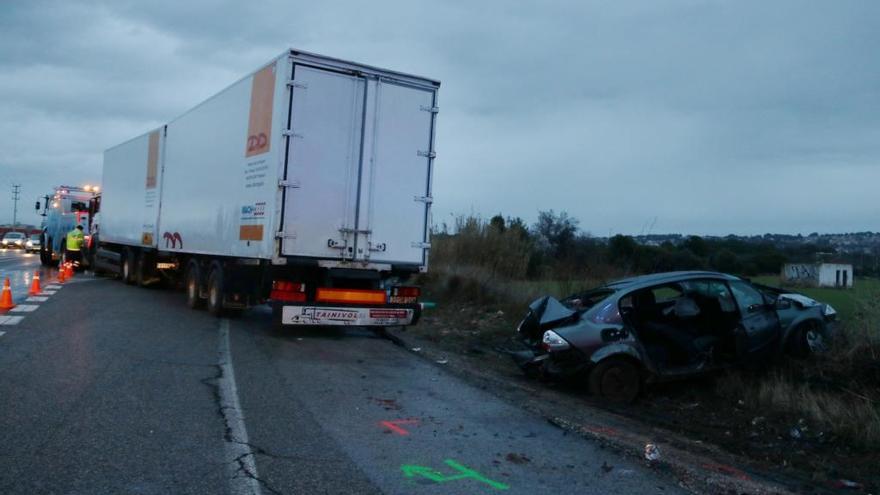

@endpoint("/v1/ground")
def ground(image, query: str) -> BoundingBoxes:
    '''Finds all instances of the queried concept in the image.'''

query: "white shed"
[781,262,854,288]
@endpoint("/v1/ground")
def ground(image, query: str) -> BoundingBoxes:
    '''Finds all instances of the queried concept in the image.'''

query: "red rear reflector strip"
[270,290,306,302]
[392,286,421,297]
[316,288,386,305]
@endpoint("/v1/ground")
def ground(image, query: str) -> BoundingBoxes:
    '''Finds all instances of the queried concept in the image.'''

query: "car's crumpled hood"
[779,293,821,308]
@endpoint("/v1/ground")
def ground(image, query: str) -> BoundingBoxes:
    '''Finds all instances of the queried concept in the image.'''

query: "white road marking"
[9,305,38,313]
[25,296,48,302]
[44,285,62,290]
[218,318,263,495]
[40,291,57,295]
[0,316,24,325]
[0,331,5,337]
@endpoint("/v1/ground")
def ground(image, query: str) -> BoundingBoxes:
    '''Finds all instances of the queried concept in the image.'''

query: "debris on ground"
[644,444,661,462]
[601,461,614,473]
[834,479,863,490]
[435,358,449,365]
[505,453,531,464]
[411,347,422,352]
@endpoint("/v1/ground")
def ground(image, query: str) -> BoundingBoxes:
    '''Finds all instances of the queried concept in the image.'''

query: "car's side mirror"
[775,298,792,310]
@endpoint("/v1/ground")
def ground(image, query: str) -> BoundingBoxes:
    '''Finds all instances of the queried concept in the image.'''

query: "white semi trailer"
[95,49,439,326]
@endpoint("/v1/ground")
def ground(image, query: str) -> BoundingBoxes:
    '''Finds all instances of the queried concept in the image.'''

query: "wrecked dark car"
[514,271,837,402]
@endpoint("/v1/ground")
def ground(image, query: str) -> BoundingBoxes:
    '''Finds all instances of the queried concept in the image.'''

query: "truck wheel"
[206,265,224,316]
[135,253,150,287]
[40,244,50,266]
[589,358,641,404]
[185,262,204,309]
[122,249,136,285]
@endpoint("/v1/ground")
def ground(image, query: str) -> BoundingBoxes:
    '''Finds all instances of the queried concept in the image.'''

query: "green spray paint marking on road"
[401,459,509,490]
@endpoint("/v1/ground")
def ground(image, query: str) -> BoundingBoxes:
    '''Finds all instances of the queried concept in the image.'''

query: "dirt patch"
[403,303,879,493]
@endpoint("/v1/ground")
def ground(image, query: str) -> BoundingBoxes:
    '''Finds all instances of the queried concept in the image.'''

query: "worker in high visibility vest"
[65,225,85,268]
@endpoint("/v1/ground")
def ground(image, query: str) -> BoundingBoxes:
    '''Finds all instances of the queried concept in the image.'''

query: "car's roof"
[604,271,740,291]
[3,232,25,237]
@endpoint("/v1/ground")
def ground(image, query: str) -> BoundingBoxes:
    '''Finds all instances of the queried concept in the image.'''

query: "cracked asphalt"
[0,276,689,494]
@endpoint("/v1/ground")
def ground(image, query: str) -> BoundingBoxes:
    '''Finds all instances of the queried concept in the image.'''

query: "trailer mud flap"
[281,306,415,326]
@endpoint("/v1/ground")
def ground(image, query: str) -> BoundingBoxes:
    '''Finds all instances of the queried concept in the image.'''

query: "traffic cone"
[65,263,74,279]
[57,264,67,283]
[0,278,15,312]
[29,271,42,296]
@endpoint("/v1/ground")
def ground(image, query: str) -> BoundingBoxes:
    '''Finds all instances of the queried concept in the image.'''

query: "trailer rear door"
[280,65,365,259]
[354,80,436,266]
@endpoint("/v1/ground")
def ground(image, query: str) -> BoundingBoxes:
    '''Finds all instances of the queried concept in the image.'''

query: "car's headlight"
[823,304,837,318]
[542,330,571,351]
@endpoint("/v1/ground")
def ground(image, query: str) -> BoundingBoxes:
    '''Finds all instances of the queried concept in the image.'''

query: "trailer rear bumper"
[274,303,421,327]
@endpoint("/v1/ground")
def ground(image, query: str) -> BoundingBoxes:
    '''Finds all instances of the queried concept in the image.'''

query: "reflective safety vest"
[66,229,84,251]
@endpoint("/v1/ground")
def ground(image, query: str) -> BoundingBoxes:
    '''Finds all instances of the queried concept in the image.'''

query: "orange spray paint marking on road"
[380,419,420,436]
[702,462,751,481]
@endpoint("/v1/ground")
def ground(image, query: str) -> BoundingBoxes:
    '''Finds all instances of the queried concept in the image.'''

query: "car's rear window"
[4,233,24,239]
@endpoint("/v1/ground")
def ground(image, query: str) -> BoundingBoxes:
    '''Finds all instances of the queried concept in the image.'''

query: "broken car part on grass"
[513,271,837,403]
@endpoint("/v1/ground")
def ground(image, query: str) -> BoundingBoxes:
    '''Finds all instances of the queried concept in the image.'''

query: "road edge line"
[219,318,263,495]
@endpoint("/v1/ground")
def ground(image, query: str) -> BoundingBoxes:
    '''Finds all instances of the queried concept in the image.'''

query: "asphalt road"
[0,272,688,494]
[0,248,52,304]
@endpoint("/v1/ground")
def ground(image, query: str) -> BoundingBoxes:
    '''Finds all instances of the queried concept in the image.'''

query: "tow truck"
[37,185,101,268]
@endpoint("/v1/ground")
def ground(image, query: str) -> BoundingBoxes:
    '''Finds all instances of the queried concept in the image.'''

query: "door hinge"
[279,179,301,188]
[275,231,297,239]
[417,150,436,158]
[411,242,432,249]
[286,80,308,89]
[414,195,433,204]
[420,105,439,113]
[282,130,304,138]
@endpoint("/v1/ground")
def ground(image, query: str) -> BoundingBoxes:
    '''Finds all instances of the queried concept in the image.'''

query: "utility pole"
[11,184,21,232]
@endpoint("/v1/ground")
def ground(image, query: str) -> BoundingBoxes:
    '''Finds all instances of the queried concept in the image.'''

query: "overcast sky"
[1,0,879,235]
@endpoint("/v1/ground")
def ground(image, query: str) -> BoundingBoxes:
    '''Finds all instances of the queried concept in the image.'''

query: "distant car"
[513,271,837,403]
[1,232,26,249]
[25,234,41,253]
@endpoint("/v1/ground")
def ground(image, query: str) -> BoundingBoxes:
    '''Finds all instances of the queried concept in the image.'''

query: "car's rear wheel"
[589,358,642,403]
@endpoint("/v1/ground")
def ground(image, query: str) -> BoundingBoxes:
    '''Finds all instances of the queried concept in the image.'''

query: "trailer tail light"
[389,286,420,304]
[316,288,386,305]
[270,280,306,302]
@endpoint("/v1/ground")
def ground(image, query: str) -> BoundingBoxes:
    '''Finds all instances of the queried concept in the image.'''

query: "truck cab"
[38,185,100,267]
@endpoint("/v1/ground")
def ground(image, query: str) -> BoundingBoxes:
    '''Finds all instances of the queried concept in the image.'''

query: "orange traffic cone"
[65,263,73,279]
[29,271,42,296]
[57,264,67,283]
[0,278,15,312]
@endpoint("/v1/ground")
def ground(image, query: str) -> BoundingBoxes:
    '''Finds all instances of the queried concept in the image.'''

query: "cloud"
[1,0,878,234]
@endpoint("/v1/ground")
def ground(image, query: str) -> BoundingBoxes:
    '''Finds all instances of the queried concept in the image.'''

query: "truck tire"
[40,243,51,267]
[206,264,224,316]
[185,261,204,309]
[122,249,136,285]
[588,357,641,404]
[135,254,149,287]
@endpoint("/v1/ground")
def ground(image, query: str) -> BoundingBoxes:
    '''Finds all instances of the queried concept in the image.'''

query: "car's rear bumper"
[272,302,422,327]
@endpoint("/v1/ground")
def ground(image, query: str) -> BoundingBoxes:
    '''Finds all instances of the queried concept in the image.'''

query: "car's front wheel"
[589,357,642,403]
[787,321,828,358]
